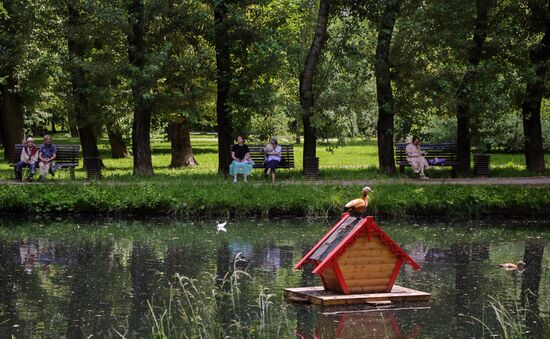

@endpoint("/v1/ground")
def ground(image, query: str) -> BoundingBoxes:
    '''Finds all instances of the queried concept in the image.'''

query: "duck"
[499,260,525,271]
[343,187,373,214]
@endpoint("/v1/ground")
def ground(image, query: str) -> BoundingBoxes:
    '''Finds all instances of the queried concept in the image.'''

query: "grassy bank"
[1,181,549,218]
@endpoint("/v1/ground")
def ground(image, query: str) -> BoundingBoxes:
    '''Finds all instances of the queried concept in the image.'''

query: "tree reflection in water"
[521,239,545,334]
[65,240,117,338]
[0,241,22,337]
[129,241,157,337]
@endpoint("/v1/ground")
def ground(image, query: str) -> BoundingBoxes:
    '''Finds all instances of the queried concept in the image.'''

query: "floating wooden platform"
[284,285,430,306]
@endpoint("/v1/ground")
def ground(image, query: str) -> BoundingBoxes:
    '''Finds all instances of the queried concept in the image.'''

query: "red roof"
[295,214,420,274]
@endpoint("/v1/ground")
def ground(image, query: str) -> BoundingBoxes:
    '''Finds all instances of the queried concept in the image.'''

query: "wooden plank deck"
[284,285,430,306]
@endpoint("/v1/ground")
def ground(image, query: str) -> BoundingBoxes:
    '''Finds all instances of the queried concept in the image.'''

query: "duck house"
[294,214,420,294]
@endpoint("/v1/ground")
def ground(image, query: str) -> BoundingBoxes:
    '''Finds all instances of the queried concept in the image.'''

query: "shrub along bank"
[0,182,549,219]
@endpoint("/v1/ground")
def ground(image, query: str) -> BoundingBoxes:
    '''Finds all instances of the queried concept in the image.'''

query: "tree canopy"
[0,0,548,175]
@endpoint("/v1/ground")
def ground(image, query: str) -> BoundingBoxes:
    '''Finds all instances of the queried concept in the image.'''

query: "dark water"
[0,218,549,338]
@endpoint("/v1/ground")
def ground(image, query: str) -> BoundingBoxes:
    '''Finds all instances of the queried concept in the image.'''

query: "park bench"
[9,144,80,180]
[230,144,295,170]
[395,142,459,177]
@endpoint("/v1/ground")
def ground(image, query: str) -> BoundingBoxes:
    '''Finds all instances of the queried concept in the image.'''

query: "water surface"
[0,218,549,338]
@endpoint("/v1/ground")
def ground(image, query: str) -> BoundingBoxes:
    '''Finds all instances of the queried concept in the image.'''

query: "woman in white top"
[264,137,282,182]
[406,136,429,179]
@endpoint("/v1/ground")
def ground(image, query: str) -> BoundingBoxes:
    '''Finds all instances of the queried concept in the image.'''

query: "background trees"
[0,0,548,176]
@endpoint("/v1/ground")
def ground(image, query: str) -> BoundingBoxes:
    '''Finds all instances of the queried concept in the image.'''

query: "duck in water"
[499,260,525,271]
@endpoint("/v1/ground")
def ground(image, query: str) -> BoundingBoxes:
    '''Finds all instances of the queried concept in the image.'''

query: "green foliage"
[1,179,549,219]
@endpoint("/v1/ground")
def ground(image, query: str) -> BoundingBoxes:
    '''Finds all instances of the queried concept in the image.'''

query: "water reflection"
[296,305,425,338]
[521,239,545,334]
[0,219,548,338]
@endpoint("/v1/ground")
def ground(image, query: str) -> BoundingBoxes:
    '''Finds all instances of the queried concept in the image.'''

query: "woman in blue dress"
[229,135,253,182]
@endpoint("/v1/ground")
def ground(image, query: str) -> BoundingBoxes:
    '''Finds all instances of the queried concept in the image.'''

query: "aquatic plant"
[472,296,550,339]
[148,254,294,338]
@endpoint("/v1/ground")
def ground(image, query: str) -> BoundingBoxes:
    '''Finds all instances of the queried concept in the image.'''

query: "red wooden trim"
[366,217,421,270]
[333,262,349,294]
[294,212,351,269]
[388,313,402,338]
[335,314,348,337]
[312,217,369,274]
[316,260,328,290]
[386,258,403,292]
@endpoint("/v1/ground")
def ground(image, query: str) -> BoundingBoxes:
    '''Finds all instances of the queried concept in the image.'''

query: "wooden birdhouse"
[295,214,420,294]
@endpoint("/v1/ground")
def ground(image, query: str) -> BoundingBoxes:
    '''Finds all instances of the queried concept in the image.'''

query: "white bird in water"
[216,221,227,233]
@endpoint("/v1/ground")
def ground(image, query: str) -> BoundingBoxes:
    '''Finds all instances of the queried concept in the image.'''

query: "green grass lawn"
[0,133,549,181]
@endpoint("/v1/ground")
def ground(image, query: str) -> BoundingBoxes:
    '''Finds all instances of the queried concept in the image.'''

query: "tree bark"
[68,115,79,138]
[299,0,330,165]
[0,76,24,161]
[521,0,550,174]
[375,0,400,175]
[51,118,57,134]
[67,1,102,166]
[169,119,198,167]
[0,0,24,160]
[214,0,233,175]
[107,128,129,158]
[456,0,491,177]
[128,0,154,176]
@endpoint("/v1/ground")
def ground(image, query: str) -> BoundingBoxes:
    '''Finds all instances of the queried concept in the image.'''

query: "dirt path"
[318,176,550,186]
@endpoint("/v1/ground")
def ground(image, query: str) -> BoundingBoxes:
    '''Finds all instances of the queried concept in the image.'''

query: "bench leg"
[70,168,75,180]
[399,165,405,174]
[451,167,457,178]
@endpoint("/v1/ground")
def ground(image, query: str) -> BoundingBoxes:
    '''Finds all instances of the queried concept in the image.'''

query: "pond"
[0,218,549,338]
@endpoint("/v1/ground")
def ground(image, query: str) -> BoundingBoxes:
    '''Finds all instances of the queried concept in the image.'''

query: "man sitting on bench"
[38,135,57,181]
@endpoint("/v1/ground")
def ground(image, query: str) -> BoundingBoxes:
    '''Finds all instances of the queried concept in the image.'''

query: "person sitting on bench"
[16,137,39,181]
[264,137,282,182]
[406,136,429,179]
[229,135,253,183]
[38,135,57,181]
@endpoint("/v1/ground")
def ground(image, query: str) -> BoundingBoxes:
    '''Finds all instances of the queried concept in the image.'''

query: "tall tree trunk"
[128,0,153,176]
[107,128,129,158]
[51,118,57,134]
[214,0,233,175]
[67,1,102,166]
[0,0,25,161]
[68,114,79,138]
[169,119,198,167]
[294,120,301,144]
[456,0,491,177]
[0,76,24,161]
[521,0,550,174]
[375,0,400,175]
[299,0,330,165]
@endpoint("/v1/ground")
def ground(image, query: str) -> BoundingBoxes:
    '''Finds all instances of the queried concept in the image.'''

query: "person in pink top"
[16,137,39,181]
[406,136,429,179]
